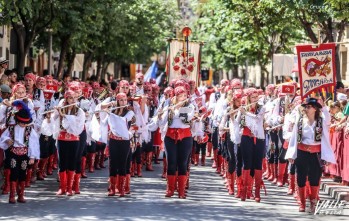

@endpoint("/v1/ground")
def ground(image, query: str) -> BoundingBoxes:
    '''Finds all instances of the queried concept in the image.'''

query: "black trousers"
[8,151,29,182]
[268,131,280,164]
[290,163,296,175]
[236,145,243,177]
[194,141,206,155]
[278,147,288,164]
[212,127,219,150]
[165,136,193,176]
[48,136,56,156]
[109,139,130,176]
[142,140,154,153]
[295,150,322,187]
[39,135,51,159]
[96,142,106,152]
[75,130,87,173]
[58,140,79,172]
[240,136,265,171]
[3,149,11,169]
[86,141,96,153]
[132,146,142,164]
[126,148,132,174]
[227,140,236,174]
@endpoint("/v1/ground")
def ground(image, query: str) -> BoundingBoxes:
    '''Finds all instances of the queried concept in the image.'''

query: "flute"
[155,98,190,117]
[41,102,79,115]
[94,104,130,113]
[226,101,259,115]
[266,124,284,131]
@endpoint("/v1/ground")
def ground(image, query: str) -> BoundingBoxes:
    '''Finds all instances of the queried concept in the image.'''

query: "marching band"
[0,72,337,214]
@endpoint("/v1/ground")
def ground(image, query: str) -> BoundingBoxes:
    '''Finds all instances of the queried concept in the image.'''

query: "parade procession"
[0,0,349,220]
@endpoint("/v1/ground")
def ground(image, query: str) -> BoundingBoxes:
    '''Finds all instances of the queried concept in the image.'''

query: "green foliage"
[1,0,179,74]
[194,0,304,71]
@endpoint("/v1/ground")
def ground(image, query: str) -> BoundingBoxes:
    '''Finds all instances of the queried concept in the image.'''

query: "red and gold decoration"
[166,27,202,83]
[296,43,336,100]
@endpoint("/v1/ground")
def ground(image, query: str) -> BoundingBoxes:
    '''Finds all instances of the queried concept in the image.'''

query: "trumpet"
[41,102,79,115]
[98,88,109,100]
[94,104,130,113]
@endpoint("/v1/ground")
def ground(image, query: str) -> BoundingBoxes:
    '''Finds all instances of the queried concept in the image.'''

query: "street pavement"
[0,158,348,221]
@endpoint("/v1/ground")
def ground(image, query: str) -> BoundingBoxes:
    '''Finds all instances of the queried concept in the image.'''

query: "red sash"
[166,128,191,143]
[10,146,28,156]
[297,143,321,153]
[58,131,79,141]
[109,133,125,141]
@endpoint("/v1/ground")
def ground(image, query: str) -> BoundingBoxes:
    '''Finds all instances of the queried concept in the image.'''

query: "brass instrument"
[97,88,109,100]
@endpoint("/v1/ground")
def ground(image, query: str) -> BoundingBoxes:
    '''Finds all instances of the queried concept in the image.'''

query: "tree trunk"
[335,45,341,82]
[114,62,121,79]
[96,55,104,81]
[57,35,71,79]
[66,49,76,79]
[101,62,110,81]
[12,24,26,78]
[232,64,238,78]
[82,52,93,81]
[261,65,269,88]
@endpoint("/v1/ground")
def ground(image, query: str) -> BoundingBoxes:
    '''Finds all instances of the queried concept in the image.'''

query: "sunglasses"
[121,87,129,89]
[305,105,314,109]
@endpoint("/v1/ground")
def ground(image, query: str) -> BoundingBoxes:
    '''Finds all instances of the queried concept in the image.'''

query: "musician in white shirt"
[285,97,335,213]
[158,86,195,199]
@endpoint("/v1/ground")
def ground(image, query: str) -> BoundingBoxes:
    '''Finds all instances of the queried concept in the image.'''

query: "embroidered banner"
[168,40,201,83]
[296,43,336,99]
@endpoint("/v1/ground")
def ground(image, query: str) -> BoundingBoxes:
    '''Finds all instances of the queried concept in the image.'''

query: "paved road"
[0,158,348,221]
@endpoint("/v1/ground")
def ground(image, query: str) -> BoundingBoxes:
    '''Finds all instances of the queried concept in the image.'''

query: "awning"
[273,54,297,76]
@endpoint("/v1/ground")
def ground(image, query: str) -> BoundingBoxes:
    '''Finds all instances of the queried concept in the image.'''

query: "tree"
[194,0,304,87]
[281,0,349,81]
[1,0,56,76]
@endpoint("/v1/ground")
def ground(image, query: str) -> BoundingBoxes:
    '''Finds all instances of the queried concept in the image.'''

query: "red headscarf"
[64,90,75,99]
[12,83,26,96]
[175,86,187,96]
[116,93,127,101]
[24,73,36,82]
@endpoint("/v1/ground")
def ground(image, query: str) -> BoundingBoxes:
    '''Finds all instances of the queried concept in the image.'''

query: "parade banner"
[167,40,201,83]
[296,43,336,99]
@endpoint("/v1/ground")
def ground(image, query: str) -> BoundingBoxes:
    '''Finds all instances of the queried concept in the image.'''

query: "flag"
[144,61,158,82]
[296,43,336,100]
[168,40,201,82]
[156,72,165,85]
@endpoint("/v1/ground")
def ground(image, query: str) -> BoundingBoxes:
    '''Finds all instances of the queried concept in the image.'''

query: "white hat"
[0,57,9,65]
[337,92,347,101]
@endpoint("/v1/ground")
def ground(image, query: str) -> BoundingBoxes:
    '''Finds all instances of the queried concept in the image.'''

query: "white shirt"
[0,125,40,159]
[285,106,336,164]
